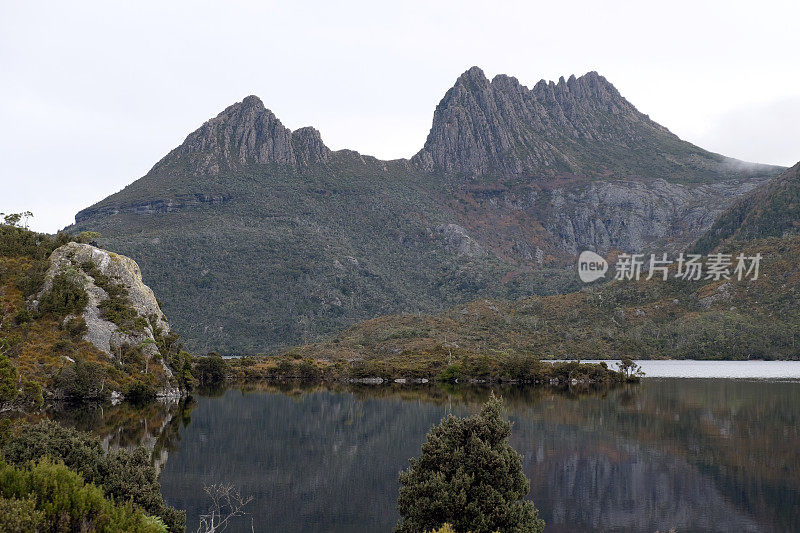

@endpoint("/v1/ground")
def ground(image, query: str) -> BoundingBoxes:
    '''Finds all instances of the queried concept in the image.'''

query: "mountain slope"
[292,235,800,361]
[694,161,800,253]
[70,68,783,354]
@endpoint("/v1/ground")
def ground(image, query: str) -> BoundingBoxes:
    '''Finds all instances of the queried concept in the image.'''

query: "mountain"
[694,161,800,253]
[70,68,783,354]
[412,68,767,182]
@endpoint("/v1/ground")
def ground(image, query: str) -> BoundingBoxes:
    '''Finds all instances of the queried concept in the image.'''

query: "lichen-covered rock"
[31,242,173,379]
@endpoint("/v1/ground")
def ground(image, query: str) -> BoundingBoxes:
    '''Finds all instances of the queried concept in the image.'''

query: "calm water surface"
[582,359,800,379]
[154,362,800,533]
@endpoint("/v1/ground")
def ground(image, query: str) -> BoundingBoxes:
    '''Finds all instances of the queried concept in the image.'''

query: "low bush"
[0,354,18,407]
[64,316,88,337]
[437,364,463,383]
[2,421,185,531]
[0,495,44,531]
[195,353,229,386]
[53,359,108,400]
[0,458,166,532]
[124,382,157,403]
[37,271,88,317]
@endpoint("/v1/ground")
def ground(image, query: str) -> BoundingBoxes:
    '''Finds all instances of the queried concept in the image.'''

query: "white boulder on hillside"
[31,242,171,372]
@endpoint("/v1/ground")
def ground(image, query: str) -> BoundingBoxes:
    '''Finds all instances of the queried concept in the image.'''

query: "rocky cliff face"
[74,193,231,223]
[505,176,764,255]
[31,243,179,394]
[413,67,774,182]
[150,95,330,178]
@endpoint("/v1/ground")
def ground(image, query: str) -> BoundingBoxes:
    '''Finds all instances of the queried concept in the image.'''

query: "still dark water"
[152,375,800,533]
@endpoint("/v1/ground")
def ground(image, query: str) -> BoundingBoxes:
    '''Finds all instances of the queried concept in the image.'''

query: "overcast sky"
[2,0,799,233]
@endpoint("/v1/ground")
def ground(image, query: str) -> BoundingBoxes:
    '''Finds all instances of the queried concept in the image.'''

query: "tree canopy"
[395,395,544,533]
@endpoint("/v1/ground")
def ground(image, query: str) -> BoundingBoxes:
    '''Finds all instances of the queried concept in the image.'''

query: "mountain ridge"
[411,67,776,182]
[69,67,785,353]
[694,161,800,253]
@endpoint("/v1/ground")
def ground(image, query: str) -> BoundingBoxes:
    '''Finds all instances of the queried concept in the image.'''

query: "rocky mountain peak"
[412,67,715,180]
[151,95,329,177]
[239,94,266,109]
[292,126,331,165]
[455,65,491,87]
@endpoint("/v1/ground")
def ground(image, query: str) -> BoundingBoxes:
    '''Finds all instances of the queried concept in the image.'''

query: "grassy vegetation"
[219,351,631,387]
[287,235,800,361]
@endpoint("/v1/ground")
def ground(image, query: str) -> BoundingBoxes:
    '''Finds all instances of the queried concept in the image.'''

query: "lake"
[70,361,800,532]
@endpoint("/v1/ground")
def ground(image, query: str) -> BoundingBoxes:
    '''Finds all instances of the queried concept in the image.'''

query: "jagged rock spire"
[152,95,330,177]
[412,67,693,179]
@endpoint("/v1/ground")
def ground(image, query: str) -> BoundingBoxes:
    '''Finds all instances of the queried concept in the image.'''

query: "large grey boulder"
[31,242,173,378]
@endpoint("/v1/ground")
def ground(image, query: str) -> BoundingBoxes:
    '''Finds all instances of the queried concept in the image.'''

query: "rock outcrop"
[150,95,330,178]
[31,243,179,394]
[539,177,765,254]
[74,193,231,223]
[413,67,776,182]
[435,223,489,258]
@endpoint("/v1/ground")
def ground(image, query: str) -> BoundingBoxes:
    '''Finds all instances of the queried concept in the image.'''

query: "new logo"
[577,251,608,283]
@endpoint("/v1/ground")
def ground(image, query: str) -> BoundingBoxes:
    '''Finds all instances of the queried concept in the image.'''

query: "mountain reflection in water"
[142,379,799,532]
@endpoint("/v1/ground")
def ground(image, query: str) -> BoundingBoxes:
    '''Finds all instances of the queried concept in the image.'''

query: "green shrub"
[53,338,73,353]
[15,258,50,297]
[438,364,464,383]
[99,297,144,333]
[64,316,88,337]
[297,358,322,379]
[37,271,88,317]
[12,308,31,325]
[75,231,102,244]
[0,224,59,261]
[54,359,108,400]
[124,382,157,403]
[275,358,294,377]
[0,354,18,407]
[396,395,544,533]
[195,353,228,385]
[2,421,185,531]
[0,495,45,531]
[0,458,166,532]
[16,382,43,410]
